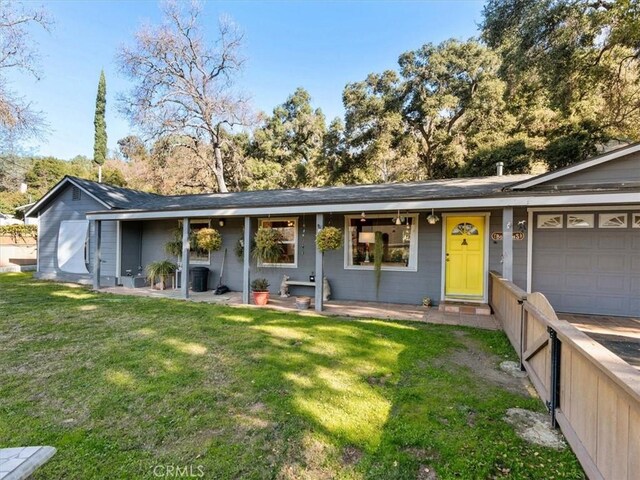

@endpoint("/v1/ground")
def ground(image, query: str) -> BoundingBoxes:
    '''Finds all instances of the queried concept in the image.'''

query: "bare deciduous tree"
[0,0,51,143]
[117,1,251,193]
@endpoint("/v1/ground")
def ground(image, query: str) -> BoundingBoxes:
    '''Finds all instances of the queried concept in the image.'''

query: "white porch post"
[242,216,251,304]
[502,207,514,281]
[315,213,324,312]
[92,220,101,290]
[181,217,190,299]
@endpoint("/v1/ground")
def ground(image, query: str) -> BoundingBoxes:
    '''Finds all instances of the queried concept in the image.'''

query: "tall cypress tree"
[93,70,107,182]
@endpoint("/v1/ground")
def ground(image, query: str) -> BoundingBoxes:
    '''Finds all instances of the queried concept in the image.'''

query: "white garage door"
[532,212,640,316]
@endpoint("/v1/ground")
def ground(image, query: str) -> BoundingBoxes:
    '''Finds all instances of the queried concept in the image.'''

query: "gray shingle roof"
[116,175,534,212]
[67,176,160,209]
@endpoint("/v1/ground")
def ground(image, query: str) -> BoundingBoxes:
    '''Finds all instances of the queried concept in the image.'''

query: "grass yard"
[0,273,584,479]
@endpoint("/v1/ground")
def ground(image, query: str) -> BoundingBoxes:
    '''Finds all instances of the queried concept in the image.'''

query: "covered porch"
[89,204,525,313]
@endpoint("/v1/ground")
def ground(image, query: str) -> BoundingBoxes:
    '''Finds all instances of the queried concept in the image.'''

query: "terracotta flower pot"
[252,291,270,306]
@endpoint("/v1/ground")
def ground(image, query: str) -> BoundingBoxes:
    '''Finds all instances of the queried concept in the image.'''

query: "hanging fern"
[374,231,383,298]
[165,227,184,258]
[253,228,285,264]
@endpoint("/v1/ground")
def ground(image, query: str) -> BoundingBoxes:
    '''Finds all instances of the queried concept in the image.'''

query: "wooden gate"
[521,292,557,406]
[489,273,640,480]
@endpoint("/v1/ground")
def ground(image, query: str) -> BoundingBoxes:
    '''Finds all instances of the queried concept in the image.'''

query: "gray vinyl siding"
[136,209,522,305]
[532,152,640,189]
[37,184,117,284]
[532,211,640,316]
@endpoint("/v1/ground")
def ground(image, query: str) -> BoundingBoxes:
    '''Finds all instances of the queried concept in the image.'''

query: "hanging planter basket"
[253,228,285,264]
[315,226,343,252]
[195,228,222,252]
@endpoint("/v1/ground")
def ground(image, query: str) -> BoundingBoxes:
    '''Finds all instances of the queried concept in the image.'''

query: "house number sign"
[491,232,525,241]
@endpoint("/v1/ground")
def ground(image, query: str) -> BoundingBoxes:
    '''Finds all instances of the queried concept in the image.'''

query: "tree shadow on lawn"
[0,275,584,479]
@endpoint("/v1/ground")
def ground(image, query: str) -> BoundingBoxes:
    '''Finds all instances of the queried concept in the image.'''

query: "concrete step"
[438,302,492,316]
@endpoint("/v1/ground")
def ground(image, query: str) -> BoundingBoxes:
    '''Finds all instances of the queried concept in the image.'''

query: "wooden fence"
[489,271,640,480]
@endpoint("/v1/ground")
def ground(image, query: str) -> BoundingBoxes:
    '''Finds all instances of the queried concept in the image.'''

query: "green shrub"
[0,224,38,242]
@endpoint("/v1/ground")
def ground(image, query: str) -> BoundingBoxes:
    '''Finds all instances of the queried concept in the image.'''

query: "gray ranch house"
[26,142,640,317]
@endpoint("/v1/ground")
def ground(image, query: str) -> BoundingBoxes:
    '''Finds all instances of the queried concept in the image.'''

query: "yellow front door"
[445,216,485,298]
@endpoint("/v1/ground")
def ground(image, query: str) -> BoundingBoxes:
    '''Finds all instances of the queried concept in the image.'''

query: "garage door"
[532,212,640,316]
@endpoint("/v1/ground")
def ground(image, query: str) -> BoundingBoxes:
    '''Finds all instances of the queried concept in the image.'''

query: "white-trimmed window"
[181,219,211,264]
[599,213,627,229]
[258,217,298,267]
[537,214,563,229]
[567,214,594,228]
[344,213,418,271]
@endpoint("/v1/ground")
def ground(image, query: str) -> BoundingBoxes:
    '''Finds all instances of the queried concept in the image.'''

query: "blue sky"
[13,1,484,159]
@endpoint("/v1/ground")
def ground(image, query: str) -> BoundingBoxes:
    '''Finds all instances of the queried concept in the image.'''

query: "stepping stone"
[0,446,56,480]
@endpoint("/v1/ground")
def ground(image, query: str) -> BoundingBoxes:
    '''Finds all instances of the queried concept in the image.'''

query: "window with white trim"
[598,213,627,228]
[258,217,297,267]
[180,219,211,264]
[345,214,418,271]
[537,214,563,229]
[567,214,594,228]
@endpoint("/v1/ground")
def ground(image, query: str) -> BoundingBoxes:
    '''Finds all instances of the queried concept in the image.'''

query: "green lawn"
[0,273,583,479]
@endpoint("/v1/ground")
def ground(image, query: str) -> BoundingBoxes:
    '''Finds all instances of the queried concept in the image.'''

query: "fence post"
[518,299,525,369]
[547,326,562,427]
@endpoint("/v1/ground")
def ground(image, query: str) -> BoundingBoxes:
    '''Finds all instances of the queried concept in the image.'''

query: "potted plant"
[146,260,177,290]
[315,226,343,252]
[195,227,222,252]
[251,278,270,305]
[253,228,285,264]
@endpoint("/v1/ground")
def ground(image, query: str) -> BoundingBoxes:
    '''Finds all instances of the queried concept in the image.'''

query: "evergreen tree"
[93,70,107,182]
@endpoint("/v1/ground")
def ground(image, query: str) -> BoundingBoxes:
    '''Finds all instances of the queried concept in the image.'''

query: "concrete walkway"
[100,286,500,330]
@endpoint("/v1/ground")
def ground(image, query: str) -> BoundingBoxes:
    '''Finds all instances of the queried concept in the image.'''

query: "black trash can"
[191,267,209,292]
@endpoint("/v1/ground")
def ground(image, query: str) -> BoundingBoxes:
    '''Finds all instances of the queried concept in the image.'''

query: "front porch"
[98,285,501,330]
[92,205,523,315]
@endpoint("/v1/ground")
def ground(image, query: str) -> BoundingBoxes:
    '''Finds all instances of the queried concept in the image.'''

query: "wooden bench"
[280,276,331,301]
[285,280,315,288]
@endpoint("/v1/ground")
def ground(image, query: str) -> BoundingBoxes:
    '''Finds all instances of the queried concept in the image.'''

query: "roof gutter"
[85,191,640,221]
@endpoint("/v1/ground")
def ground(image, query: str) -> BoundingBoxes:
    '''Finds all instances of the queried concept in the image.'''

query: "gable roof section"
[506,142,640,191]
[25,176,159,217]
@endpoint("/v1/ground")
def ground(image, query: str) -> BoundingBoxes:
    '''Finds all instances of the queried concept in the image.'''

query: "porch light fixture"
[360,212,367,223]
[218,219,225,227]
[517,220,527,232]
[394,210,402,225]
[426,209,440,225]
